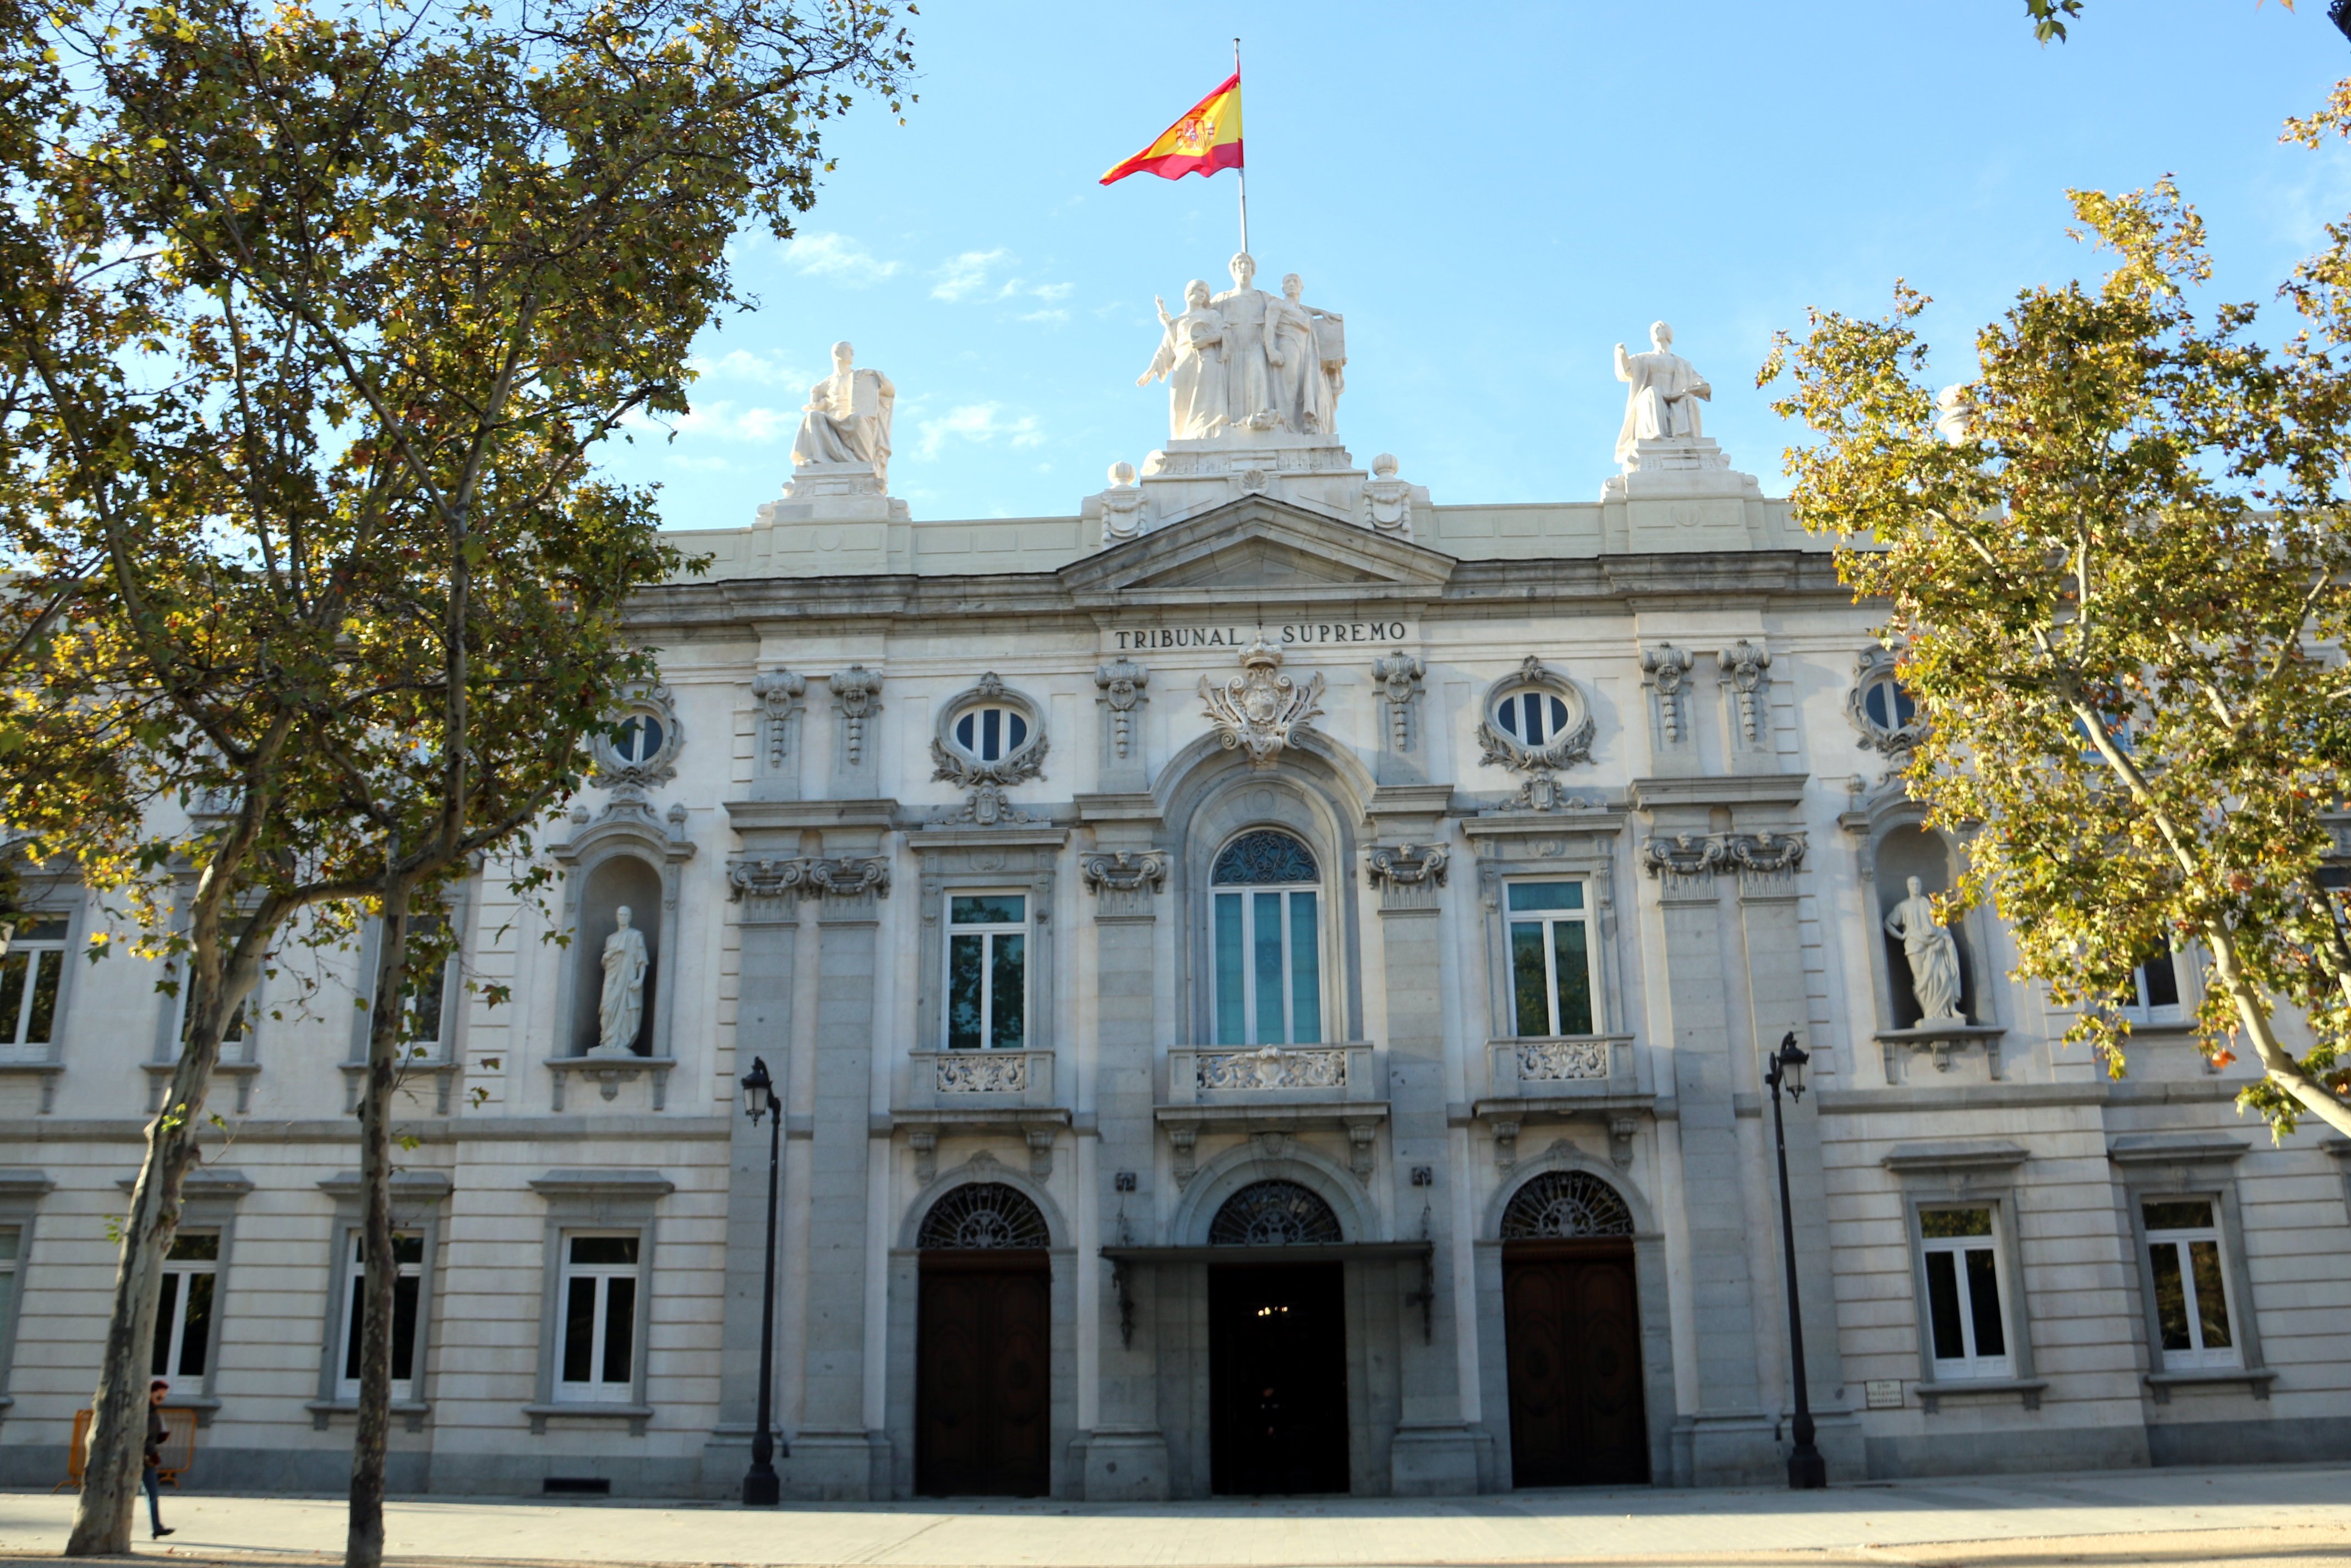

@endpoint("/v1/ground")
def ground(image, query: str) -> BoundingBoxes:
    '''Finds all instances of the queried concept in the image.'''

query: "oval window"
[613,714,666,764]
[1495,689,1571,746]
[952,704,1029,763]
[1861,678,1916,733]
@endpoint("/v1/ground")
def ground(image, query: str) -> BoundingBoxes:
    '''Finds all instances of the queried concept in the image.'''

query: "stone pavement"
[2,1465,2348,1567]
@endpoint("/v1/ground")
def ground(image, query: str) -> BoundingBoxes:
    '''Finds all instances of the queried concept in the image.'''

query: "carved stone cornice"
[1640,830,1807,889]
[1725,831,1805,875]
[1640,833,1727,879]
[1080,850,1167,895]
[726,854,892,902]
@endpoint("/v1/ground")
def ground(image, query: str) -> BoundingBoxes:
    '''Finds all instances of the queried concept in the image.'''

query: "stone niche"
[1873,823,1976,1030]
[572,855,662,1057]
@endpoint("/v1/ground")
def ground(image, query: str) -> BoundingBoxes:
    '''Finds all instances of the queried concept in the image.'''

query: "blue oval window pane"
[1007,712,1027,751]
[615,715,663,764]
[1497,690,1568,746]
[955,712,976,751]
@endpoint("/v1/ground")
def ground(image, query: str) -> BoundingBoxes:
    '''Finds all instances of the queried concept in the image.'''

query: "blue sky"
[606,2,2351,529]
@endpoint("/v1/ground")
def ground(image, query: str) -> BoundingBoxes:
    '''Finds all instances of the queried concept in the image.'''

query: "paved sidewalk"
[3,1465,2348,1566]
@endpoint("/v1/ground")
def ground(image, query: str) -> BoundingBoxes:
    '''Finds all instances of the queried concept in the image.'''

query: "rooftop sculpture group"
[1138,253,1345,441]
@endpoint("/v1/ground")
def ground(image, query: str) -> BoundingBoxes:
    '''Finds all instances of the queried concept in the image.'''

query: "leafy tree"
[1763,176,2351,1144]
[0,0,912,1559]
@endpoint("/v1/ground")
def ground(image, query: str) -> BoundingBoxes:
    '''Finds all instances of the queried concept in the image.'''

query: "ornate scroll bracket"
[1200,636,1324,769]
[1094,658,1149,762]
[1641,833,1728,879]
[727,855,892,903]
[1365,844,1448,910]
[1371,652,1425,754]
[753,669,807,772]
[1641,643,1694,745]
[1642,831,1806,887]
[830,666,883,770]
[1718,640,1772,746]
[1081,850,1168,895]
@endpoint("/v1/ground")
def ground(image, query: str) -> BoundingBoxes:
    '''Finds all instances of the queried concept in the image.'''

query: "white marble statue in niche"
[1884,876,1966,1023]
[1614,321,1713,463]
[1139,281,1228,439]
[791,341,896,484]
[594,904,650,1055]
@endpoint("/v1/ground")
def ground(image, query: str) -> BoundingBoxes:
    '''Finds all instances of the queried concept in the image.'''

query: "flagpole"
[1233,36,1249,255]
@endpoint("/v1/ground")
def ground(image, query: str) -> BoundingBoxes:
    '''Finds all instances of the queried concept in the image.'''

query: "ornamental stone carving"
[1094,657,1149,761]
[592,682,682,805]
[1641,833,1727,879]
[1516,1040,1610,1080]
[1848,646,1928,756]
[1200,636,1324,769]
[937,1053,1031,1095]
[1477,656,1597,811]
[753,669,807,772]
[1363,452,1412,537]
[1718,639,1772,745]
[1364,843,1448,890]
[1640,832,1805,883]
[928,671,1048,826]
[1080,851,1168,895]
[726,855,891,902]
[1727,831,1805,875]
[1195,1045,1350,1091]
[1641,643,1694,745]
[830,666,883,771]
[1371,651,1424,753]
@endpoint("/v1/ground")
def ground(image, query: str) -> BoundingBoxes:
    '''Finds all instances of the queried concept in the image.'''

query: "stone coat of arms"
[1200,637,1324,769]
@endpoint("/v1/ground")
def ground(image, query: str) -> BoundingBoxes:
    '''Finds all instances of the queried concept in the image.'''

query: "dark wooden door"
[1503,1240,1649,1487]
[915,1250,1051,1496]
[1209,1263,1350,1495]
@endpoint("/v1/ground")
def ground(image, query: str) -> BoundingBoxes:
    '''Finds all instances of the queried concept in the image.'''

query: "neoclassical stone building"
[1,269,2347,1499]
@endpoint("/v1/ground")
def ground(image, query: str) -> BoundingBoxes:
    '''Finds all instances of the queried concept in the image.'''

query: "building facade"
[1,272,2348,1499]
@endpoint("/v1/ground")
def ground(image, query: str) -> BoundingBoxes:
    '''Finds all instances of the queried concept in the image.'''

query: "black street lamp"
[740,1056,788,1506]
[1764,1030,1827,1490]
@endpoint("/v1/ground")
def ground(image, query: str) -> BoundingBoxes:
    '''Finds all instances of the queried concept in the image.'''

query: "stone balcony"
[1156,1043,1389,1184]
[1469,1034,1654,1171]
[890,1048,1070,1179]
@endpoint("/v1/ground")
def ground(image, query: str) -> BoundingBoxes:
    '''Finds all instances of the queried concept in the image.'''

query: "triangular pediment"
[1059,494,1455,608]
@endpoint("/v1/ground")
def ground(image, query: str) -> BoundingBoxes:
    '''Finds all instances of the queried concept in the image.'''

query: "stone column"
[1726,829,1854,1471]
[702,860,802,1488]
[1365,822,1483,1495]
[1639,828,1769,1482]
[1078,821,1171,1499]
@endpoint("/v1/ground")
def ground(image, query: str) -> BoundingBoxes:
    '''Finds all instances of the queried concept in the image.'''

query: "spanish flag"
[1100,72,1243,185]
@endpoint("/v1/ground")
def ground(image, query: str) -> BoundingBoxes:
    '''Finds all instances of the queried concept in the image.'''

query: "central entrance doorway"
[1209,1263,1349,1495]
[1205,1179,1352,1495]
[914,1182,1051,1497]
[1499,1170,1650,1487]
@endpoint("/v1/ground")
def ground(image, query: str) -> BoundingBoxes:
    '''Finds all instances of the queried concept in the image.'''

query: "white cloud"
[664,400,795,444]
[931,248,1010,302]
[692,348,811,387]
[916,402,1045,459]
[1016,308,1070,325]
[781,231,900,286]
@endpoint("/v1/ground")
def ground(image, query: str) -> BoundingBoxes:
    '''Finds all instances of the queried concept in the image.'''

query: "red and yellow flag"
[1100,72,1243,185]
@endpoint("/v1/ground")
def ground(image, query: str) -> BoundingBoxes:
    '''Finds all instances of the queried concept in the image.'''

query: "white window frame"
[1503,878,1597,1039]
[171,921,259,1063]
[554,1231,642,1403]
[152,1230,221,1382]
[0,915,70,1064]
[2119,947,2185,1026]
[333,1228,426,1401]
[2141,1199,2241,1371]
[0,1221,23,1393]
[943,892,1028,1051]
[1857,674,1916,736]
[1918,1205,2015,1380]
[379,909,457,1063]
[1211,882,1324,1046]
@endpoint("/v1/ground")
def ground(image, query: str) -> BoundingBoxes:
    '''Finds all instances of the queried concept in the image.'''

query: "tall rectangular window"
[1507,882,1594,1037]
[0,1226,19,1353]
[336,1231,425,1399]
[2144,1199,2238,1369]
[945,894,1026,1050]
[1212,888,1322,1045]
[2121,947,2183,1025]
[151,1232,219,1380]
[0,917,67,1063]
[1920,1207,2010,1379]
[399,913,452,1058]
[556,1233,638,1401]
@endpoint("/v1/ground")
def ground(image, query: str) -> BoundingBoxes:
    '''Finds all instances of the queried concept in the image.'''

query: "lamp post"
[1764,1030,1827,1490]
[739,1056,788,1506]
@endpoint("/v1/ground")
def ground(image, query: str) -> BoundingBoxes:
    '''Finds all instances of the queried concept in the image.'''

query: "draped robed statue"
[1139,255,1344,442]
[594,904,650,1056]
[1884,876,1966,1023]
[1613,321,1712,463]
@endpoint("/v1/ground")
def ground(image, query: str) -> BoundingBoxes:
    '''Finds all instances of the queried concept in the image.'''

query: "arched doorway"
[1206,1179,1350,1495]
[914,1182,1051,1496]
[1500,1170,1649,1487]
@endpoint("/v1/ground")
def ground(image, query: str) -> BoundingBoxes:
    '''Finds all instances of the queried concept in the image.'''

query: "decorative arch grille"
[1500,1170,1635,1239]
[1209,1179,1344,1246]
[916,1181,1050,1249]
[1212,831,1319,885]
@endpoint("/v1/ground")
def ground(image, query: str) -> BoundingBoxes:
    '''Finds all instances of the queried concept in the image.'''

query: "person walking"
[143,1378,175,1539]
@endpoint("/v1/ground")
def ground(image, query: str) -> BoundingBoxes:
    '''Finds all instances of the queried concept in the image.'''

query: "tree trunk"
[2204,921,2351,1139]
[348,885,414,1568]
[64,974,238,1555]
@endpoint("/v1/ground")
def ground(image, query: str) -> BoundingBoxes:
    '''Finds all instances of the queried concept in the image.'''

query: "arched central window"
[1211,831,1323,1046]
